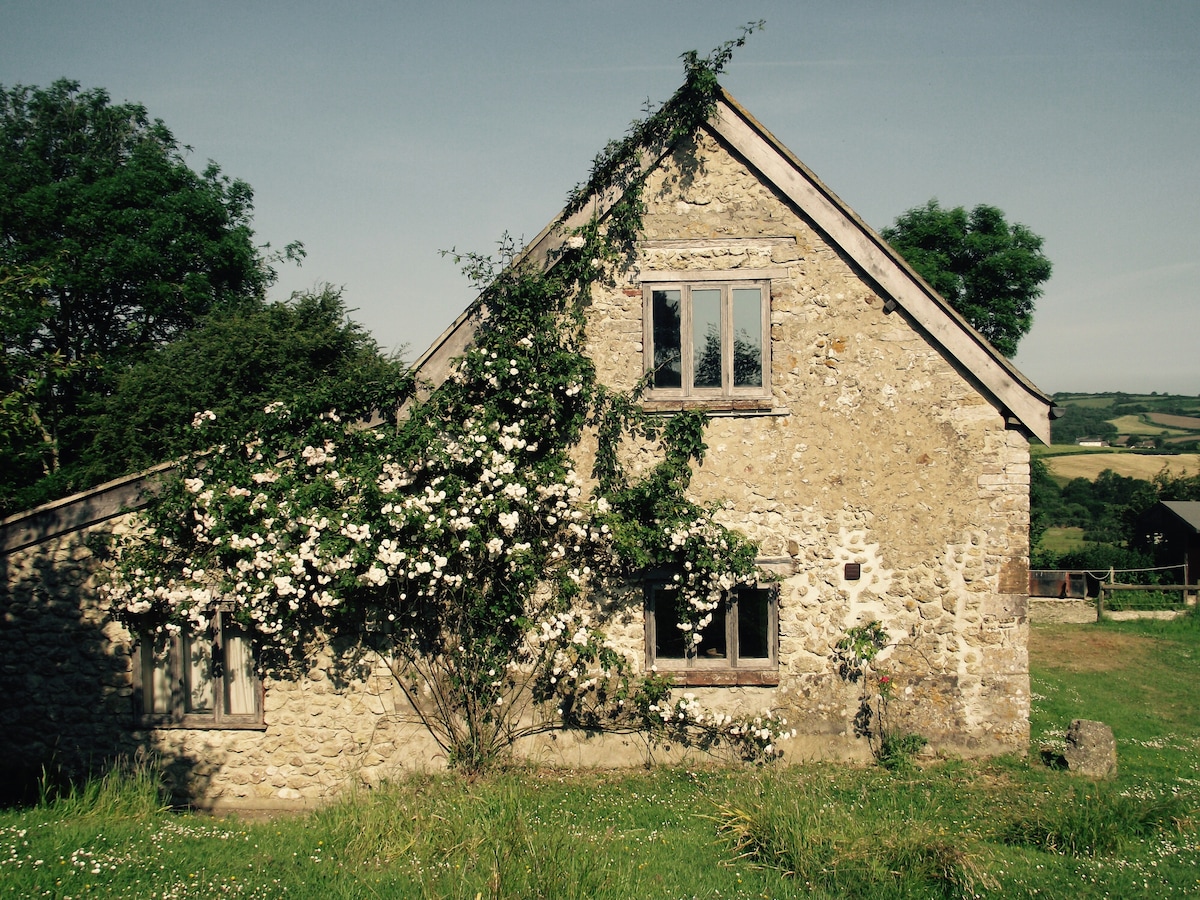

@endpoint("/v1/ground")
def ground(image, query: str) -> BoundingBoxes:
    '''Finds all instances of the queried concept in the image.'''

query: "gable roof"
[412,87,1056,444]
[1161,501,1200,533]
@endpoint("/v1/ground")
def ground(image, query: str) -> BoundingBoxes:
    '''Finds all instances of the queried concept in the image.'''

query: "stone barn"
[0,87,1054,811]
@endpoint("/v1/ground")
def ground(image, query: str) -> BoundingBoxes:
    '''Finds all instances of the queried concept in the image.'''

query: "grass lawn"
[3,615,1198,898]
[1039,526,1090,554]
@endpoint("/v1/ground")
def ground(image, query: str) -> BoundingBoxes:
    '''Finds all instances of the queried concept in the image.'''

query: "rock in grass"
[1063,719,1117,778]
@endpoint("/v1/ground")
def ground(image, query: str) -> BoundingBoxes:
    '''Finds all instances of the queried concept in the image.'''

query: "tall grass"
[1002,784,1190,856]
[715,771,995,898]
[0,615,1197,898]
[36,756,165,819]
[308,775,638,898]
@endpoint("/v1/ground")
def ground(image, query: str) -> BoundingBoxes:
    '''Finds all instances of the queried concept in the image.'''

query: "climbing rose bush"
[106,30,793,768]
[106,307,789,765]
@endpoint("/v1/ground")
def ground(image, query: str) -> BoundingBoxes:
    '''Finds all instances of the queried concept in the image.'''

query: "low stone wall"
[1029,597,1191,625]
[1105,608,1190,621]
[1029,598,1096,625]
[0,526,140,802]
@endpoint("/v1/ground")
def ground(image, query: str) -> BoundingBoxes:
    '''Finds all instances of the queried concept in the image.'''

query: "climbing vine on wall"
[105,24,792,771]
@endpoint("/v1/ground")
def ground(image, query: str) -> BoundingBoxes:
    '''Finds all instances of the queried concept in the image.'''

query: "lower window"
[134,610,264,729]
[646,580,778,684]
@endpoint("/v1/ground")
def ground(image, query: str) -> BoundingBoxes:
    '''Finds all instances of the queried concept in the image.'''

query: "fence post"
[1096,585,1105,622]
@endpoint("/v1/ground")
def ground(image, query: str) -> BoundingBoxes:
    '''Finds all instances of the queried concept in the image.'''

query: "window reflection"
[647,283,765,395]
[691,289,722,389]
[652,289,682,388]
[732,288,763,388]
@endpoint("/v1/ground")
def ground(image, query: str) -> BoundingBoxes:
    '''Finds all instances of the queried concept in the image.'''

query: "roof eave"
[711,89,1054,445]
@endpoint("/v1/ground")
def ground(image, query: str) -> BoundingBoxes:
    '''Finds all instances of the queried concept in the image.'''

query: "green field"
[1031,443,1113,458]
[1150,413,1200,430]
[3,616,1198,898]
[1050,393,1200,452]
[1109,414,1194,437]
[1055,393,1200,413]
[1039,526,1089,554]
[1055,396,1116,409]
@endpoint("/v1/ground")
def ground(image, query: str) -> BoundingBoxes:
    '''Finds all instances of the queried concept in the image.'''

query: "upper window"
[134,610,263,729]
[646,579,778,685]
[643,279,770,399]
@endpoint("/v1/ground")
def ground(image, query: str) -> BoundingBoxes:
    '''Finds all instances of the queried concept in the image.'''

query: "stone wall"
[0,525,140,802]
[581,130,1031,757]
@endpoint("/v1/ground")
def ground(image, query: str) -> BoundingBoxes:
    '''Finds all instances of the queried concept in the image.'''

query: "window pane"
[223,626,257,716]
[732,288,763,388]
[149,644,173,715]
[652,586,687,659]
[696,601,728,660]
[691,289,722,389]
[651,290,682,388]
[184,635,214,713]
[736,588,772,660]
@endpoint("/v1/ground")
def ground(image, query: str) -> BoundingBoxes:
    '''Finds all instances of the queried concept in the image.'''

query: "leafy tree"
[0,79,296,509]
[1031,462,1200,572]
[1152,468,1200,502]
[882,200,1051,357]
[1053,543,1154,575]
[80,286,404,486]
[0,260,76,474]
[1028,455,1057,549]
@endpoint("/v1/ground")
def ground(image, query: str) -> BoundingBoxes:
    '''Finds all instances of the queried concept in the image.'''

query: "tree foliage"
[882,200,1051,357]
[0,259,74,486]
[0,78,298,511]
[82,285,403,486]
[1032,461,1200,571]
[1049,405,1120,445]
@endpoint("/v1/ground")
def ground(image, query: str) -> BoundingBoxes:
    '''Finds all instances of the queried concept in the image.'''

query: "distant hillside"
[1049,392,1200,449]
[1033,393,1200,569]
[1042,452,1200,483]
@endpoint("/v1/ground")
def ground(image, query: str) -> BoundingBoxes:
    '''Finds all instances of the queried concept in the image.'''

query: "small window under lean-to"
[134,609,264,729]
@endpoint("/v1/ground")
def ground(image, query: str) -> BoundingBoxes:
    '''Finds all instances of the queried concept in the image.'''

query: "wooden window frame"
[133,609,265,730]
[642,275,772,403]
[645,578,779,687]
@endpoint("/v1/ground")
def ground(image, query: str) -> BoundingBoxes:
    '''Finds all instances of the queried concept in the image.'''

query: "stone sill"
[138,718,268,732]
[641,399,787,417]
[660,669,780,687]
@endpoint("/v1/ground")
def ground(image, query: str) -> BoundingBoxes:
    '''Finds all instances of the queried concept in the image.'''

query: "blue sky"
[3,1,1197,395]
